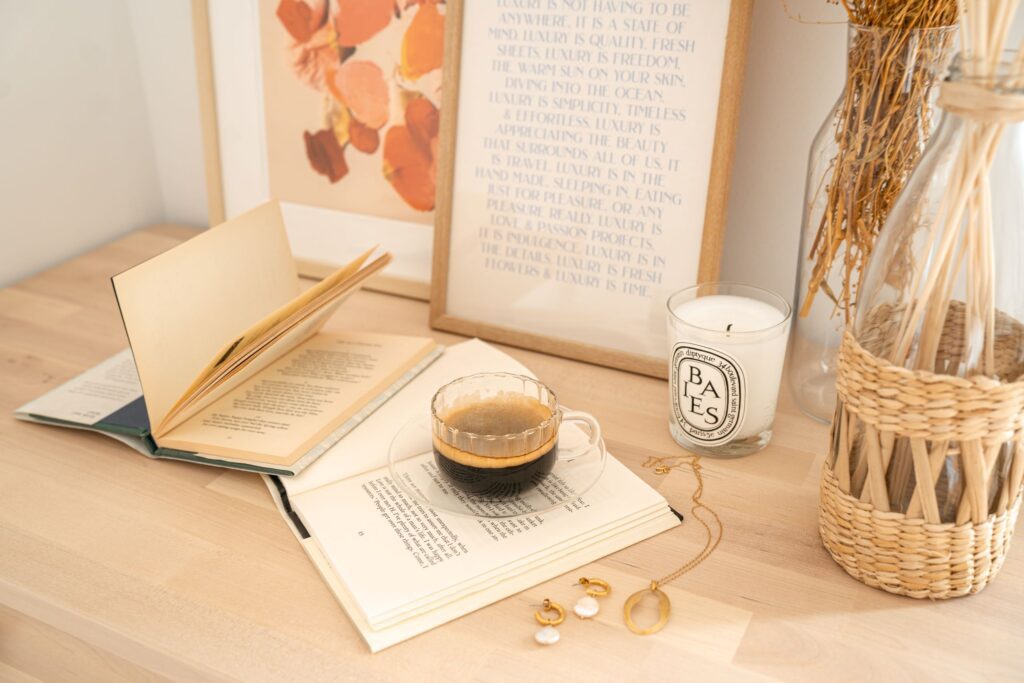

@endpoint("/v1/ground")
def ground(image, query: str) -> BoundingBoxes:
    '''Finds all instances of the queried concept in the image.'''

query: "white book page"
[369,501,666,628]
[16,349,142,425]
[282,338,534,496]
[296,508,679,652]
[290,454,669,622]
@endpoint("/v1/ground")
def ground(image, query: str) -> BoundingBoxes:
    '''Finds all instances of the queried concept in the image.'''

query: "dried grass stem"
[804,2,958,319]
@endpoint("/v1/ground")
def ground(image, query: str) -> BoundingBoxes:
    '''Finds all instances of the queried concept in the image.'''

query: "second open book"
[15,202,438,475]
[266,338,681,651]
[112,202,437,471]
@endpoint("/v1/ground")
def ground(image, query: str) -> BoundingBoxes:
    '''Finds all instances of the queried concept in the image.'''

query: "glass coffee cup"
[430,373,602,496]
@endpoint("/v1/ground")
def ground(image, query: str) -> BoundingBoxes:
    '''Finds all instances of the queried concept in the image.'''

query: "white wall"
[721,0,846,301]
[0,0,207,288]
[127,1,209,230]
[721,2,1024,302]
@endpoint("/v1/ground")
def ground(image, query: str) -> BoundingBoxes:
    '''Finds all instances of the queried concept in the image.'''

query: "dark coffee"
[432,394,557,496]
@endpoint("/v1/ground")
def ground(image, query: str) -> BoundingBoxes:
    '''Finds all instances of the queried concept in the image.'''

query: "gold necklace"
[623,455,723,635]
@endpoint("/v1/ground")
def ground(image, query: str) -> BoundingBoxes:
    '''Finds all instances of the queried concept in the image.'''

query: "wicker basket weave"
[819,320,1024,599]
[819,460,1021,598]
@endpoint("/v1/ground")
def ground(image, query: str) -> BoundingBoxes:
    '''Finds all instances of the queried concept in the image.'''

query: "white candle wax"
[668,294,790,444]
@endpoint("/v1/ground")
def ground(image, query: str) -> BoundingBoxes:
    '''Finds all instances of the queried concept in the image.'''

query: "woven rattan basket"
[820,459,1021,598]
[815,36,1024,597]
[818,308,1024,599]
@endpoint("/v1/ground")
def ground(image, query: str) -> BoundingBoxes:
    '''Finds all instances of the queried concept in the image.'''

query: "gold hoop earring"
[533,598,566,645]
[574,577,611,618]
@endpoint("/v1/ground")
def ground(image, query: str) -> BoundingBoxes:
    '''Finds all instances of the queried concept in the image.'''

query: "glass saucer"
[387,417,607,519]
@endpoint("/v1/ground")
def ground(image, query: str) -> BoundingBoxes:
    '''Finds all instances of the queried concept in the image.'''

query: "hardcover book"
[266,338,681,650]
[15,202,439,475]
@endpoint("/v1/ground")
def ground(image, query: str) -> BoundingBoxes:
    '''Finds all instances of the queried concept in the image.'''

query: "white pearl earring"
[533,598,565,645]
[573,577,611,618]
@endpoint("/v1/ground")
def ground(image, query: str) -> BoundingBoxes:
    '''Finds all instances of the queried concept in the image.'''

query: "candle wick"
[726,323,733,333]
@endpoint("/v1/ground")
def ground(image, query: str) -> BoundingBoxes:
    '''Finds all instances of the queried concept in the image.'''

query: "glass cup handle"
[558,410,602,460]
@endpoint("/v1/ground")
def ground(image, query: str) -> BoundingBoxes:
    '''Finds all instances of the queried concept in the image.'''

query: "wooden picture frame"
[431,0,753,377]
[190,0,441,300]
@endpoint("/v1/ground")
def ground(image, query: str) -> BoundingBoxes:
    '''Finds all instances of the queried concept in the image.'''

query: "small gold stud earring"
[533,598,566,645]
[574,577,611,618]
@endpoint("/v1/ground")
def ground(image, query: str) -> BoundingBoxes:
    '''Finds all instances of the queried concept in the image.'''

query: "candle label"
[670,343,747,446]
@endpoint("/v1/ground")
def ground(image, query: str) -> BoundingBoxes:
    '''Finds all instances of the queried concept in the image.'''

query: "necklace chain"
[641,455,723,588]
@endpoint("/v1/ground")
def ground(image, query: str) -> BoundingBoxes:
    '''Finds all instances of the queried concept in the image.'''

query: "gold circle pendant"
[623,583,671,635]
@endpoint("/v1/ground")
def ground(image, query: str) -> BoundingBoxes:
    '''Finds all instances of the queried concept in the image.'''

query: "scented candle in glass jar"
[666,283,792,458]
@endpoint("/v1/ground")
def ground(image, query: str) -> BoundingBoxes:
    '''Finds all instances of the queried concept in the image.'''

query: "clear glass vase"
[831,53,1024,524]
[789,24,956,423]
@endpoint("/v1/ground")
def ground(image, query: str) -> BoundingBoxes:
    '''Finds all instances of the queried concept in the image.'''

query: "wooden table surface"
[1,226,1021,682]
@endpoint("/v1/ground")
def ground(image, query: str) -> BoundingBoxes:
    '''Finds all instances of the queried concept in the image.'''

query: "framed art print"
[193,0,447,299]
[431,0,753,377]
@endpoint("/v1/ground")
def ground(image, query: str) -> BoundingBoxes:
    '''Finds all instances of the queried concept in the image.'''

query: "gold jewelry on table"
[573,577,610,618]
[622,455,723,636]
[623,580,670,635]
[533,598,566,645]
[535,598,566,625]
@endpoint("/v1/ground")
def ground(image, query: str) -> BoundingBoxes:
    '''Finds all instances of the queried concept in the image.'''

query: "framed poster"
[431,0,752,377]
[192,0,447,299]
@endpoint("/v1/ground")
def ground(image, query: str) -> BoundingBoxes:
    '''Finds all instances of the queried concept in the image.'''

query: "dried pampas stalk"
[802,0,958,320]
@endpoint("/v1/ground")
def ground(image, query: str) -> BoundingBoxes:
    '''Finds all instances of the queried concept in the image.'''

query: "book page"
[112,201,300,431]
[15,349,142,426]
[281,338,535,496]
[290,455,670,623]
[370,503,665,628]
[263,338,681,651]
[179,249,391,409]
[298,507,677,652]
[158,332,436,465]
[158,288,351,435]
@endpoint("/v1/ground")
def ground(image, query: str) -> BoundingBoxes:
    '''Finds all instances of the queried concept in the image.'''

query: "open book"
[266,338,681,651]
[15,202,439,475]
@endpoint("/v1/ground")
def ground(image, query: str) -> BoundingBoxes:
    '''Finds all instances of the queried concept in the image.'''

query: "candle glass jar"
[666,283,792,458]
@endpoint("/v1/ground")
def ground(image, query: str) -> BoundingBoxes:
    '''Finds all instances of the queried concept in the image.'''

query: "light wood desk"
[1,227,1021,681]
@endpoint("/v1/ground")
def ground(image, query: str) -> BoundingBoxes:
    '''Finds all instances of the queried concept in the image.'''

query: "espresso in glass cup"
[430,373,601,496]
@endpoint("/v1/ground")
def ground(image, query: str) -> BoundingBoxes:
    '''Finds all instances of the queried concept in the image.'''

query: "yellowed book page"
[158,287,368,435]
[157,297,336,435]
[187,247,377,391]
[171,253,392,419]
[161,252,391,434]
[158,332,437,465]
[112,202,299,430]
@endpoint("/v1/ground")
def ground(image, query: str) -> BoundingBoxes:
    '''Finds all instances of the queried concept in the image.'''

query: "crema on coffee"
[432,393,558,496]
